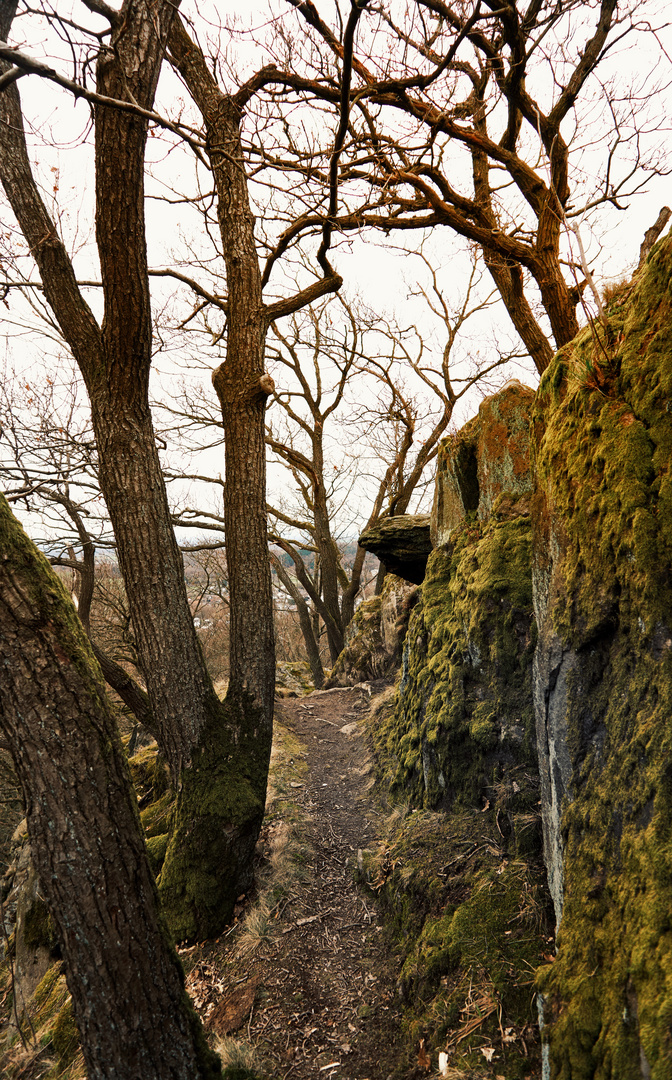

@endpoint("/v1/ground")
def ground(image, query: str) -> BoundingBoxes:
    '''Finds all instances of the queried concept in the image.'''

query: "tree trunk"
[157,27,277,937]
[273,555,325,689]
[482,250,556,375]
[313,489,345,663]
[0,495,221,1080]
[532,252,581,351]
[0,0,270,940]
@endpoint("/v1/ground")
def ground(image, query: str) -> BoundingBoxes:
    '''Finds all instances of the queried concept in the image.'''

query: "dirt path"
[184,686,408,1080]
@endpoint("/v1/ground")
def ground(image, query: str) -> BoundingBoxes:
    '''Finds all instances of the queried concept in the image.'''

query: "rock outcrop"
[326,575,418,687]
[531,240,672,1075]
[371,236,672,1078]
[431,380,535,547]
[358,514,432,584]
[367,384,549,1074]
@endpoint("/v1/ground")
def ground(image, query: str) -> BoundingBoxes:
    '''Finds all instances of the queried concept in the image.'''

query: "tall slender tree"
[0,0,363,939]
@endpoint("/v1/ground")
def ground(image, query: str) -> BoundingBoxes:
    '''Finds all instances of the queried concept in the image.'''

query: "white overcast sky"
[2,1,672,545]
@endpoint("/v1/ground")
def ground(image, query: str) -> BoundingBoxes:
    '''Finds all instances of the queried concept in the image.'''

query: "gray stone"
[358,515,432,584]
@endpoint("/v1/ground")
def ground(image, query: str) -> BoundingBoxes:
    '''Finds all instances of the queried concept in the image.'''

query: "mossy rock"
[140,789,175,838]
[366,808,551,1077]
[275,661,313,695]
[129,744,169,800]
[146,832,170,875]
[532,233,672,1075]
[22,895,58,953]
[28,963,80,1073]
[326,595,387,687]
[432,381,534,546]
[377,512,537,823]
[51,999,79,1070]
[222,1069,265,1080]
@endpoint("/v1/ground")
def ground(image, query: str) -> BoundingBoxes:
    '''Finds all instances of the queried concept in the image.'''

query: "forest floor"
[183,683,414,1080]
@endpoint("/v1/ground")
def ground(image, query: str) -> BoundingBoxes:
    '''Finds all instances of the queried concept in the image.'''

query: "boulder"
[326,574,418,687]
[384,511,537,818]
[358,514,432,584]
[432,380,535,547]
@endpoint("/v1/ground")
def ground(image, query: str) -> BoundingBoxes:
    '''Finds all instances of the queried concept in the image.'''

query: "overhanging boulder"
[358,514,432,584]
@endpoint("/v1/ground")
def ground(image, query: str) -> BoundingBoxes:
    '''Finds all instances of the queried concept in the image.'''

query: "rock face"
[358,514,432,584]
[369,385,550,1074]
[531,239,672,1074]
[371,239,672,1077]
[432,380,535,547]
[382,384,538,819]
[326,575,418,687]
[389,511,537,815]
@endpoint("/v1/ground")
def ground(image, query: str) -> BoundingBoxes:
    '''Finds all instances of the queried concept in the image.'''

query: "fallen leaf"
[207,975,261,1036]
[481,1047,496,1062]
[418,1038,431,1071]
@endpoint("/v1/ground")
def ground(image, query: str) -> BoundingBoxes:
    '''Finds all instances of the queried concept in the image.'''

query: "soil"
[182,684,410,1080]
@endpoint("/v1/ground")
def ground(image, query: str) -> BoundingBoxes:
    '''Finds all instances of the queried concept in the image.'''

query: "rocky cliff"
[368,381,550,1074]
[532,240,672,1076]
[367,238,672,1077]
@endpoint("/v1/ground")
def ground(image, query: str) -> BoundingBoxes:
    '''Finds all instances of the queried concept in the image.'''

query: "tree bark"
[0,0,269,940]
[167,20,276,729]
[0,495,221,1080]
[272,554,325,688]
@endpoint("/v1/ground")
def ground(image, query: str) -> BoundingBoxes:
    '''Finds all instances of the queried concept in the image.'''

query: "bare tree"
[265,253,513,657]
[0,0,365,942]
[257,0,669,375]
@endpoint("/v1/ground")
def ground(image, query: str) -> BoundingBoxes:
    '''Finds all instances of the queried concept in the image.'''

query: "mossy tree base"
[159,693,272,943]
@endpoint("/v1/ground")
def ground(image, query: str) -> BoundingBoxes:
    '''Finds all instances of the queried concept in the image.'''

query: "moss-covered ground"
[533,236,672,1077]
[361,805,551,1078]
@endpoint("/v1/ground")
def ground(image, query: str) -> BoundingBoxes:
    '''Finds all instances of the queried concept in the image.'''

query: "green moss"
[0,495,109,699]
[23,896,58,952]
[222,1069,264,1080]
[159,692,272,943]
[376,514,537,823]
[366,808,551,1077]
[129,745,169,799]
[29,962,81,1073]
[146,832,170,874]
[140,789,175,838]
[33,963,67,1026]
[327,594,386,686]
[533,235,672,1076]
[51,1000,79,1069]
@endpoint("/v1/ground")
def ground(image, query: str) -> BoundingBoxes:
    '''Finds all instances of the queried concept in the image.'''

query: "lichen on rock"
[432,380,535,547]
[531,234,672,1076]
[381,509,537,821]
[326,575,418,688]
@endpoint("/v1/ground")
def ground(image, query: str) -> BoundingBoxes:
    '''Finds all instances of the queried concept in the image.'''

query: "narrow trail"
[185,686,408,1080]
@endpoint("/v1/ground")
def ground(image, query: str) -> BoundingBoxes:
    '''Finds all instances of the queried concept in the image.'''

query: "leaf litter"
[180,685,407,1080]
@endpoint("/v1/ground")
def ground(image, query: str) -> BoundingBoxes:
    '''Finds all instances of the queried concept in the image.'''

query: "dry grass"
[213,1034,266,1075]
[233,721,311,961]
